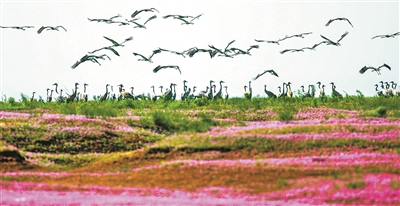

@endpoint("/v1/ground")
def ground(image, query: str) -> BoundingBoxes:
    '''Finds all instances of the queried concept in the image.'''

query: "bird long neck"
[74,85,78,96]
[55,85,58,93]
[209,82,213,95]
[219,82,223,93]
[375,85,379,91]
[152,87,155,94]
[84,85,87,93]
[105,85,109,95]
[183,81,187,92]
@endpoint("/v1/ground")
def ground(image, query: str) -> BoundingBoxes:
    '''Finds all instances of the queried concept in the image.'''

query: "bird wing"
[132,52,148,60]
[379,63,391,70]
[267,69,279,77]
[37,26,46,34]
[345,18,353,27]
[337,31,349,43]
[320,35,335,44]
[131,21,145,28]
[252,70,268,80]
[224,40,236,51]
[190,13,203,22]
[103,36,120,46]
[359,66,372,74]
[279,49,292,54]
[56,26,67,32]
[143,15,157,25]
[106,47,120,56]
[325,19,334,26]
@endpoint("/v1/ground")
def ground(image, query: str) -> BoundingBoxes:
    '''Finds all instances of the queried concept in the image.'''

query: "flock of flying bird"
[2,8,399,101]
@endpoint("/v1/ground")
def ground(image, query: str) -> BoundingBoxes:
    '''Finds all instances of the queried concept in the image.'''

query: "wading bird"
[158,48,186,58]
[67,83,79,103]
[325,17,353,27]
[264,85,277,98]
[0,26,34,30]
[30,92,36,102]
[359,63,391,75]
[244,81,252,99]
[99,84,109,102]
[223,86,229,100]
[213,80,225,99]
[252,69,279,80]
[330,82,343,98]
[153,65,181,74]
[37,26,67,34]
[372,32,400,39]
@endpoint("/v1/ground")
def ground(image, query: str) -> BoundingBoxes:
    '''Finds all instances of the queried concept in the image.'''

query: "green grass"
[1,94,400,115]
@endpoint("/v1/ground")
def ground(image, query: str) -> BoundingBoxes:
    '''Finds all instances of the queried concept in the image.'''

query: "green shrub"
[374,106,387,117]
[346,181,366,189]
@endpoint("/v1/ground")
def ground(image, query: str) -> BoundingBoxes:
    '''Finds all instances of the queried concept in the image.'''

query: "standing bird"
[47,90,54,102]
[390,81,399,96]
[52,83,60,94]
[359,63,391,75]
[372,32,400,40]
[207,80,215,100]
[30,92,36,102]
[100,84,110,102]
[117,84,135,99]
[252,69,279,80]
[374,84,384,97]
[244,81,252,99]
[37,26,67,34]
[325,17,353,27]
[330,82,343,98]
[286,82,293,98]
[153,65,181,74]
[316,82,325,98]
[213,80,225,99]
[223,86,229,100]
[67,83,79,103]
[81,83,89,102]
[264,85,277,98]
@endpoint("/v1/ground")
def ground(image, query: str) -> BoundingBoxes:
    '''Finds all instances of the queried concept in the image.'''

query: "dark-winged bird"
[325,17,353,27]
[252,70,279,80]
[37,26,67,34]
[359,63,391,75]
[153,65,181,74]
[372,32,400,39]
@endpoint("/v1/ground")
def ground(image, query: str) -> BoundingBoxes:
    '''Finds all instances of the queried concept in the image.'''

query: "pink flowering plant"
[1,98,400,205]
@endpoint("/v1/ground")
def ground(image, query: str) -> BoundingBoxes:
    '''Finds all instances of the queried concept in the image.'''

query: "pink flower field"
[1,107,400,205]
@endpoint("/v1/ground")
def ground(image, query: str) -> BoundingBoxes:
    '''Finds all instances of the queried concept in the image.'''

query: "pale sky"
[1,0,399,100]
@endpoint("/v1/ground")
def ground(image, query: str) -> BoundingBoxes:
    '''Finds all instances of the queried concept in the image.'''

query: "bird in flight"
[158,48,186,58]
[359,63,391,75]
[325,17,353,27]
[252,69,279,80]
[0,26,34,31]
[132,49,162,63]
[128,15,157,29]
[153,65,181,74]
[131,8,159,19]
[371,32,400,39]
[71,54,111,69]
[320,31,349,46]
[254,39,280,45]
[37,26,67,34]
[163,13,203,25]
[87,14,124,25]
[89,36,133,56]
[279,32,313,41]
